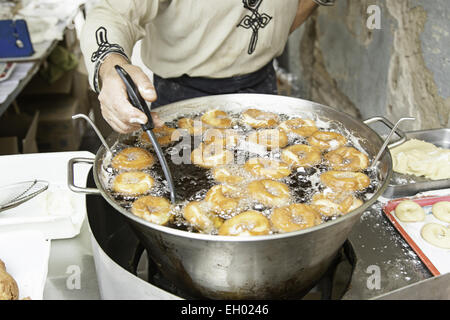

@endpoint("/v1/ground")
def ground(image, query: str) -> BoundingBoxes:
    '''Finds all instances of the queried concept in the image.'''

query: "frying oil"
[100,111,381,234]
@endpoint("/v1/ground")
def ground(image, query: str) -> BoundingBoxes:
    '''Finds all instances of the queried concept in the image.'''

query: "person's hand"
[98,53,163,133]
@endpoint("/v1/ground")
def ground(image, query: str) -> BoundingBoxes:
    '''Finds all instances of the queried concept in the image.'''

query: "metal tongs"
[114,65,176,204]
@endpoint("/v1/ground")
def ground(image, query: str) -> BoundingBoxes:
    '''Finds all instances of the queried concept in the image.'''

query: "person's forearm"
[289,0,318,33]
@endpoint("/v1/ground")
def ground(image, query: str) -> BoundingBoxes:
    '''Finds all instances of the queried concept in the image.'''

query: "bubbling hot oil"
[101,111,382,234]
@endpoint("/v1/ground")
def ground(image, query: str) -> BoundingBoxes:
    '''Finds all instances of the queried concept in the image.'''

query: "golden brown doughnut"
[281,144,322,168]
[311,192,363,216]
[204,185,243,213]
[203,128,240,148]
[131,196,172,225]
[320,171,371,192]
[201,109,232,128]
[307,131,347,151]
[244,158,291,180]
[270,204,322,233]
[191,143,234,168]
[183,201,224,233]
[140,125,177,146]
[111,147,155,171]
[325,147,369,171]
[247,179,290,207]
[177,118,205,136]
[241,109,279,129]
[247,129,288,150]
[218,211,271,236]
[112,171,155,196]
[212,166,246,185]
[279,118,318,137]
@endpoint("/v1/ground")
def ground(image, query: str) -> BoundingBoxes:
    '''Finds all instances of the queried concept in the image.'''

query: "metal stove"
[85,171,450,300]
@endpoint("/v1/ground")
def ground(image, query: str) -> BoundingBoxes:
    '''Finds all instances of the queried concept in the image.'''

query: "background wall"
[285,0,450,130]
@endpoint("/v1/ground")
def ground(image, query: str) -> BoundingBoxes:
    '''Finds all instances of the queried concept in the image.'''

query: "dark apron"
[151,61,277,108]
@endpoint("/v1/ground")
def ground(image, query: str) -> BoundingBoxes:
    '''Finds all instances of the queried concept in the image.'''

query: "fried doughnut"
[325,147,369,171]
[320,171,370,192]
[281,144,322,168]
[140,125,177,146]
[241,109,279,128]
[279,118,318,137]
[203,128,240,148]
[271,204,322,233]
[247,129,288,150]
[394,200,425,222]
[131,196,172,225]
[204,185,243,213]
[244,158,291,180]
[218,211,271,236]
[177,118,205,136]
[421,223,450,249]
[307,131,347,151]
[191,143,234,168]
[111,147,155,171]
[183,201,223,233]
[311,192,363,216]
[212,166,246,185]
[247,179,290,207]
[432,201,450,223]
[112,171,155,196]
[201,109,232,128]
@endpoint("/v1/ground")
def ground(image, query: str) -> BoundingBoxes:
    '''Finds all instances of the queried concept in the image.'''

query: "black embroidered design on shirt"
[91,27,125,63]
[237,0,272,55]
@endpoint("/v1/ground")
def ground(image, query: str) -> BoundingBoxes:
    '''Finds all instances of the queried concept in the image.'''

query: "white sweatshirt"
[80,0,299,91]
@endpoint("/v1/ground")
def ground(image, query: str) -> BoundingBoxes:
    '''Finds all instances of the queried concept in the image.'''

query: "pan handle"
[68,157,101,195]
[363,116,407,149]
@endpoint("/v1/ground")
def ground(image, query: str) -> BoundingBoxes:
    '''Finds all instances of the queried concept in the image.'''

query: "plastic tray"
[383,195,450,276]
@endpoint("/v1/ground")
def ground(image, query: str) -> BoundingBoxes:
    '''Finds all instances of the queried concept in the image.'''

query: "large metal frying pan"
[68,94,405,299]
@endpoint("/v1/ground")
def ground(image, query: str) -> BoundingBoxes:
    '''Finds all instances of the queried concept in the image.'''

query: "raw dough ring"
[241,108,279,128]
[201,110,232,128]
[432,201,450,223]
[191,143,234,168]
[270,204,322,233]
[131,196,172,225]
[218,210,271,236]
[247,129,288,150]
[183,201,224,233]
[244,158,291,180]
[112,171,155,196]
[111,147,155,171]
[247,179,290,207]
[394,200,425,222]
[421,223,450,249]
